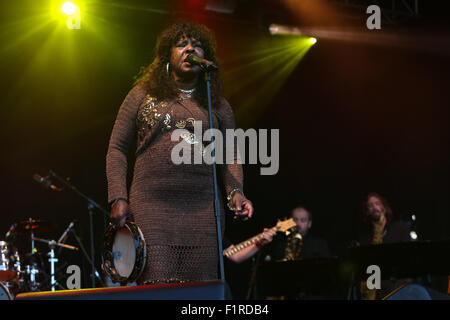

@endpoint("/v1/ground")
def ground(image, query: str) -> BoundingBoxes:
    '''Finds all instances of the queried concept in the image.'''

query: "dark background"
[0,1,448,297]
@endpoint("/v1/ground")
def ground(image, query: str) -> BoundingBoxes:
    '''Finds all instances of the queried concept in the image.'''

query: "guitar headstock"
[275,218,297,233]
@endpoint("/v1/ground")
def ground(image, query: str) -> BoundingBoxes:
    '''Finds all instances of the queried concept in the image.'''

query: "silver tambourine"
[102,222,146,284]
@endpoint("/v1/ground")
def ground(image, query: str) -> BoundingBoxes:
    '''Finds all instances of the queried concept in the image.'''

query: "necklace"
[178,88,196,99]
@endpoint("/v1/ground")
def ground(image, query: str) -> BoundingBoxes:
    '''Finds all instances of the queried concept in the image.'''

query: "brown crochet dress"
[106,84,243,283]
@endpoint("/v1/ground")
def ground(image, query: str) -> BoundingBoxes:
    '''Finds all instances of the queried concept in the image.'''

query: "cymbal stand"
[48,241,57,291]
[32,237,78,291]
[29,222,37,289]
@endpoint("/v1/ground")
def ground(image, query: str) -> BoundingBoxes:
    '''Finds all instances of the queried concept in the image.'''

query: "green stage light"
[226,34,316,127]
[309,37,317,45]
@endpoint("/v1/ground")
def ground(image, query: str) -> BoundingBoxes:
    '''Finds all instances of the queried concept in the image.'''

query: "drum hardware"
[102,222,147,285]
[21,251,49,292]
[10,217,58,269]
[47,170,109,288]
[54,219,103,286]
[1,239,26,298]
[32,237,78,291]
[9,218,58,236]
[30,229,36,287]
[26,264,41,292]
[57,221,76,255]
[0,241,18,282]
[7,218,58,291]
[5,217,82,294]
[4,214,104,295]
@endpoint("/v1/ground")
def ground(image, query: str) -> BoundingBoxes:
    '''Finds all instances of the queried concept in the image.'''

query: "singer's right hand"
[110,199,129,228]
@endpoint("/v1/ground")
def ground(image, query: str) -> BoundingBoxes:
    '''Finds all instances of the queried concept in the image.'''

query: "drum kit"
[0,218,78,300]
[0,218,147,300]
[0,171,148,300]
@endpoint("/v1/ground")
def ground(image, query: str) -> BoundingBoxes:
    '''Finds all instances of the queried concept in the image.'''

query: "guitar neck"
[223,226,278,257]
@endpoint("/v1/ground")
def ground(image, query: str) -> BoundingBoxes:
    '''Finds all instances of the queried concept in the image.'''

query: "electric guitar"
[223,218,296,258]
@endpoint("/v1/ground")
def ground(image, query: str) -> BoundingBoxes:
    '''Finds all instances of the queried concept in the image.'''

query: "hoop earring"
[166,62,170,77]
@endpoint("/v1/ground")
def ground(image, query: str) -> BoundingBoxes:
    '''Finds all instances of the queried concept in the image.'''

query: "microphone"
[185,54,218,71]
[58,221,75,244]
[33,173,62,191]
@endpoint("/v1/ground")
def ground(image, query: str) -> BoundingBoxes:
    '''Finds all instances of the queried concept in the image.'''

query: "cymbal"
[9,219,57,235]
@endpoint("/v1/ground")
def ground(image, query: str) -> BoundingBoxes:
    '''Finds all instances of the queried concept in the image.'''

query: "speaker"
[383,284,450,300]
[14,280,226,300]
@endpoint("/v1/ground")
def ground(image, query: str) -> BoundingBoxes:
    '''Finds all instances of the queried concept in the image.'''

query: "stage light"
[61,2,77,15]
[233,26,316,127]
[59,2,81,29]
[268,24,317,46]
[269,24,302,36]
[410,231,418,240]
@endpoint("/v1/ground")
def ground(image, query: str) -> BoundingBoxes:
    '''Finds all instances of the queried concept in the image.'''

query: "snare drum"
[102,222,146,284]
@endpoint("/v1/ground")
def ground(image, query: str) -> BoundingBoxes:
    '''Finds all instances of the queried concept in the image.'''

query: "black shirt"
[267,233,331,262]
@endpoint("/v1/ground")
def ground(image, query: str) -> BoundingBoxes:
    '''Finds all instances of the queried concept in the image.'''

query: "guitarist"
[223,228,276,299]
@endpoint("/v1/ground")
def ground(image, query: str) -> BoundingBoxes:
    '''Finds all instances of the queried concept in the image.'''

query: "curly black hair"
[135,22,222,108]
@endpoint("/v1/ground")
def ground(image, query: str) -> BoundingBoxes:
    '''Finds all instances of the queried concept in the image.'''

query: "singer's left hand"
[230,193,253,221]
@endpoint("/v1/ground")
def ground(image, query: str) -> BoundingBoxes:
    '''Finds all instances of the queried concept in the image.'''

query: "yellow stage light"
[61,2,77,15]
[309,37,317,45]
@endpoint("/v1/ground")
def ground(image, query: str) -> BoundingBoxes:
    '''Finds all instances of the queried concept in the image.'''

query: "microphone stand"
[48,170,108,288]
[204,69,226,290]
